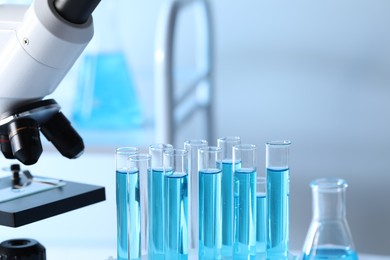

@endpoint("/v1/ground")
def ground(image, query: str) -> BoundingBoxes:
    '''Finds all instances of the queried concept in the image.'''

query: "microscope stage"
[0,176,105,227]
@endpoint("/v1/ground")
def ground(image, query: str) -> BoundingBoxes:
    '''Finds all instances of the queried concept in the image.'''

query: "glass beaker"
[163,149,189,259]
[148,144,173,258]
[266,140,291,258]
[301,178,358,260]
[115,147,139,260]
[198,146,223,259]
[233,144,257,258]
[217,136,241,258]
[184,139,208,259]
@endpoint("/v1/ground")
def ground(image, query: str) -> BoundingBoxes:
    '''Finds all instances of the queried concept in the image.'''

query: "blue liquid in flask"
[148,168,165,258]
[303,248,359,260]
[164,171,188,259]
[266,168,289,257]
[73,51,142,129]
[116,170,141,260]
[199,169,222,259]
[234,168,256,258]
[256,192,266,254]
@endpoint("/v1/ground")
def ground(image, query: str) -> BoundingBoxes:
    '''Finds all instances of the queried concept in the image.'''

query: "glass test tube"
[217,136,241,258]
[233,144,257,258]
[128,154,151,259]
[149,144,173,258]
[184,139,208,259]
[163,149,189,259]
[256,176,266,255]
[266,141,291,258]
[198,146,222,259]
[116,147,139,260]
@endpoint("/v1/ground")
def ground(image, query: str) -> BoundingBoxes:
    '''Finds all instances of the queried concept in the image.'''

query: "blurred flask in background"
[72,0,142,130]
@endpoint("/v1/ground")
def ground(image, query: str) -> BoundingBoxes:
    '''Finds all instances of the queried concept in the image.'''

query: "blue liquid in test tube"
[116,170,129,260]
[267,168,290,257]
[164,171,188,259]
[149,143,173,259]
[116,169,141,259]
[218,135,241,258]
[234,168,256,258]
[256,192,266,254]
[116,146,139,260]
[128,169,142,259]
[221,160,234,249]
[199,169,222,259]
[148,168,165,258]
[266,141,291,258]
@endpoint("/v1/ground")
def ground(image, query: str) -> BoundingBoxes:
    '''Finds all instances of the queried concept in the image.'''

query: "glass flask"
[72,0,142,129]
[301,178,358,260]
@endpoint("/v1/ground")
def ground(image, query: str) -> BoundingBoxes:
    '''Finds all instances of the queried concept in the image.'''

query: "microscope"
[0,0,102,165]
[0,0,105,257]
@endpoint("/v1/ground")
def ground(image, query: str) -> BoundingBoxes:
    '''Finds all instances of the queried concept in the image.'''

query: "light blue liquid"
[256,193,266,254]
[220,160,241,257]
[266,168,290,257]
[73,51,142,129]
[148,168,165,258]
[164,171,188,259]
[116,170,141,260]
[303,248,359,260]
[234,168,256,258]
[199,169,222,259]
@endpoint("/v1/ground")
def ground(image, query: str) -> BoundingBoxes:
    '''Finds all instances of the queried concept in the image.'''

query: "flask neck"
[311,178,348,220]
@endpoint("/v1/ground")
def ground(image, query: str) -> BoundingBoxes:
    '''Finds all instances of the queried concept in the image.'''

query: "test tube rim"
[265,140,291,147]
[217,136,241,143]
[128,153,151,162]
[310,178,348,193]
[149,143,174,152]
[198,146,221,153]
[184,139,208,148]
[233,143,256,151]
[116,146,139,155]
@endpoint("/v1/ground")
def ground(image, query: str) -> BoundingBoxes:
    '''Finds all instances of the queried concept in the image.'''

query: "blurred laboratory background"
[0,0,389,258]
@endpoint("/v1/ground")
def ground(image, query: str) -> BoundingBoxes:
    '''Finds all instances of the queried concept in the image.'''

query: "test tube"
[128,153,151,259]
[163,149,189,259]
[217,136,241,258]
[233,144,257,258]
[115,147,139,260]
[266,140,291,258]
[148,143,173,258]
[184,139,208,259]
[198,146,222,259]
[256,176,266,256]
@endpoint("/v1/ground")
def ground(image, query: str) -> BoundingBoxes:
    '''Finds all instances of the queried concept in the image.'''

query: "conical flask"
[302,178,358,260]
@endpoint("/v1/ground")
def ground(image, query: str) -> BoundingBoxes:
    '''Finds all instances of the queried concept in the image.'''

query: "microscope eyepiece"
[53,0,101,24]
[8,117,43,165]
